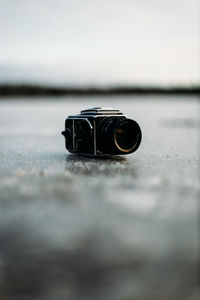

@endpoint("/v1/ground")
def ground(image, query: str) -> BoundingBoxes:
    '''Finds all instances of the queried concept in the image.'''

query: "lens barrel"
[99,117,142,155]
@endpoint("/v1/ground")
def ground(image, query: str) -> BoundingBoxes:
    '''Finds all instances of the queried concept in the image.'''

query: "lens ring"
[114,119,142,153]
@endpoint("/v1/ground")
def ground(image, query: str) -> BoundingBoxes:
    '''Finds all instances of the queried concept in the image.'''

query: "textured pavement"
[0,96,199,300]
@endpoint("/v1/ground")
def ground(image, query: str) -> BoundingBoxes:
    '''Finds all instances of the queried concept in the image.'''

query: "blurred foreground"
[0,96,199,300]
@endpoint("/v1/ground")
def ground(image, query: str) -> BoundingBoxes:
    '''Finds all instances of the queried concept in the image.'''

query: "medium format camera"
[62,107,142,157]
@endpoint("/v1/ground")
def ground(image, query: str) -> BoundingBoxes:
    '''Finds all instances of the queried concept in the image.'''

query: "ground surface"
[0,96,199,299]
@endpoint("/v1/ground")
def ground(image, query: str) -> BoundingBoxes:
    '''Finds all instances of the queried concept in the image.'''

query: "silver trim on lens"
[114,131,136,153]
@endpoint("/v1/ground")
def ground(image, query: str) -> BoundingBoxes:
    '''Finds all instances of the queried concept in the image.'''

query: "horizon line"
[0,84,200,97]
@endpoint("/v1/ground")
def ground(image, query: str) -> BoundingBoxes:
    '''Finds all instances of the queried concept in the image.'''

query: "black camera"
[62,107,142,157]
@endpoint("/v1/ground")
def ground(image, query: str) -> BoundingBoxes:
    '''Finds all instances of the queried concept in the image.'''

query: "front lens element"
[114,119,141,153]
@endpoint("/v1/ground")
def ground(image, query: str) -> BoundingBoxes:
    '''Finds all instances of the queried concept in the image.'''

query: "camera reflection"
[65,154,132,176]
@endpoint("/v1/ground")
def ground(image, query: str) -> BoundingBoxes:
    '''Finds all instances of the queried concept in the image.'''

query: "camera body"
[62,107,142,157]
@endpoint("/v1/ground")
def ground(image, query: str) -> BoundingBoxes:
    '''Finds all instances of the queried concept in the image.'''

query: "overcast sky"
[0,0,199,85]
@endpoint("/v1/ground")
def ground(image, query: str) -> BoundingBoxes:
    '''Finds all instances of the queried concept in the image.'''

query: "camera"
[62,107,142,156]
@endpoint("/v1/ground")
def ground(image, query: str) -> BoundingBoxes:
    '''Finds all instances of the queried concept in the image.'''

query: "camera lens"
[114,120,141,153]
[99,118,142,155]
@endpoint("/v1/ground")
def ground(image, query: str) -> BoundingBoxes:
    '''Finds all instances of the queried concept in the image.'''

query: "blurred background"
[0,0,199,88]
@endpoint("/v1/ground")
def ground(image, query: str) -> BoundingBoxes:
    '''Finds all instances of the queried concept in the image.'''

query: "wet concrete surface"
[0,96,199,299]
